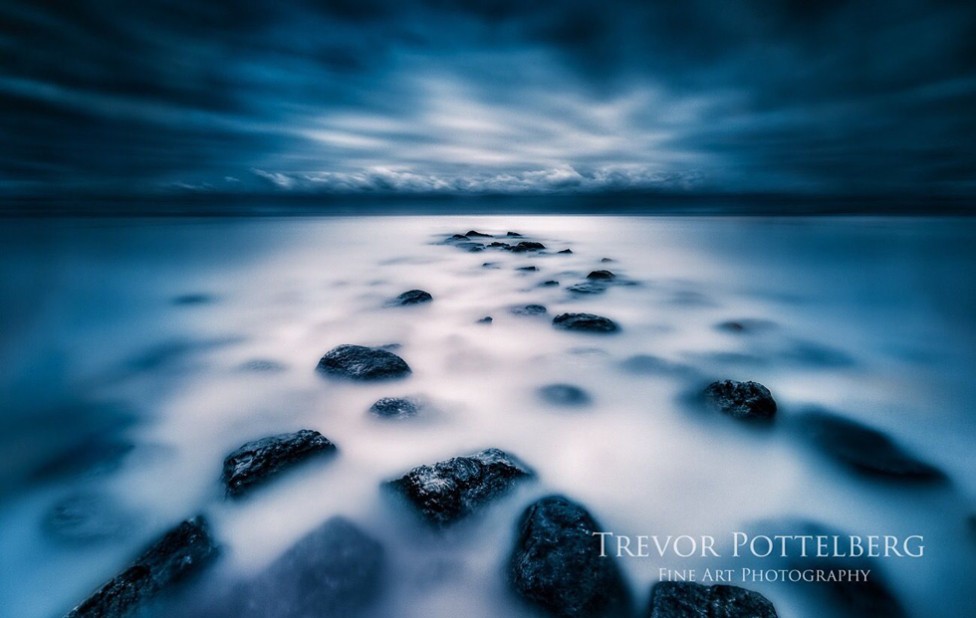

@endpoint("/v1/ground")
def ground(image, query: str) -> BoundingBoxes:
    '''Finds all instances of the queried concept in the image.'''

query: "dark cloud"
[0,0,973,203]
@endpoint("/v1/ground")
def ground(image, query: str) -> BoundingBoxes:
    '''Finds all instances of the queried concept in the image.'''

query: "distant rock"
[44,492,138,544]
[648,581,778,618]
[586,270,615,280]
[553,313,620,333]
[488,242,511,248]
[511,304,548,316]
[557,249,573,254]
[600,257,614,263]
[541,280,560,287]
[222,430,337,497]
[477,316,494,324]
[517,265,539,272]
[507,231,523,238]
[538,384,591,407]
[466,230,493,238]
[317,345,411,380]
[511,241,546,253]
[387,448,534,526]
[509,495,630,617]
[447,234,469,241]
[794,410,945,480]
[482,262,499,268]
[369,397,420,419]
[389,289,433,306]
[703,380,777,420]
[457,242,486,252]
[66,516,218,618]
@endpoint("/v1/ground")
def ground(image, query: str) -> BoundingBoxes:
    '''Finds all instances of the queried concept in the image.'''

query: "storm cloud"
[1,0,974,203]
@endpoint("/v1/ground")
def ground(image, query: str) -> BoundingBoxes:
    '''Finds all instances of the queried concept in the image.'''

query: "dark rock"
[557,249,573,254]
[600,257,614,263]
[44,492,138,544]
[507,231,523,237]
[567,281,609,295]
[369,397,420,419]
[457,241,486,252]
[466,230,493,238]
[553,313,620,333]
[447,234,469,241]
[794,410,945,480]
[586,270,615,280]
[509,495,630,617]
[66,516,218,618]
[648,581,778,618]
[538,384,591,407]
[172,293,214,306]
[482,262,499,268]
[517,265,539,272]
[232,517,383,618]
[389,289,433,306]
[703,380,777,420]
[511,304,548,316]
[317,345,411,380]
[511,241,546,253]
[388,448,534,526]
[489,242,511,248]
[541,280,560,287]
[477,316,494,324]
[222,430,337,497]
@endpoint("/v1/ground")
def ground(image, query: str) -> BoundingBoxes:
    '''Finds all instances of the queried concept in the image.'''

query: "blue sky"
[1,1,974,200]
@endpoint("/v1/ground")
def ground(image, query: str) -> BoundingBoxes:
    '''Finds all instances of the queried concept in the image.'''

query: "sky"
[1,0,974,201]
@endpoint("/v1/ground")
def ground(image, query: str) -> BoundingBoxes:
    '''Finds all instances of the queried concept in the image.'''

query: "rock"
[586,270,615,280]
[389,289,433,306]
[715,319,775,334]
[511,304,548,316]
[482,262,499,268]
[794,410,945,480]
[43,492,138,544]
[238,359,286,372]
[222,430,337,497]
[488,242,511,248]
[317,345,411,380]
[511,241,546,253]
[703,380,777,421]
[517,265,539,272]
[648,581,778,618]
[541,280,560,287]
[66,516,218,618]
[538,384,591,407]
[466,230,492,237]
[369,397,420,419]
[388,448,534,526]
[553,313,620,334]
[507,231,523,237]
[457,241,486,252]
[447,234,469,241]
[566,281,609,295]
[600,257,614,263]
[509,495,630,617]
[477,316,494,324]
[232,517,383,618]
[558,249,573,254]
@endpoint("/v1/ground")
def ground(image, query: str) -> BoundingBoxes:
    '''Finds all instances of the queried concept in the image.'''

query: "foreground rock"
[703,380,777,420]
[387,448,534,526]
[648,581,778,617]
[509,495,630,617]
[389,289,433,306]
[553,313,620,333]
[369,397,420,419]
[794,410,945,480]
[231,517,383,617]
[538,384,591,407]
[66,516,218,618]
[317,345,411,380]
[222,430,337,497]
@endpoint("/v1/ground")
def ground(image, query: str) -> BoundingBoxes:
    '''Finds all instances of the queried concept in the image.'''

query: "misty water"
[1,215,974,617]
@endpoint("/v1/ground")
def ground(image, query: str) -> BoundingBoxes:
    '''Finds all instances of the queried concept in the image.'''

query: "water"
[1,215,974,617]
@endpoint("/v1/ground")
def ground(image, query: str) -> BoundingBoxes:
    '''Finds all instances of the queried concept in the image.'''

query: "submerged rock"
[389,289,433,306]
[222,430,337,497]
[317,345,411,380]
[541,280,560,287]
[557,248,573,254]
[44,492,138,544]
[511,241,546,253]
[511,304,548,316]
[566,281,609,295]
[703,380,777,421]
[447,234,469,241]
[66,516,218,618]
[716,319,776,334]
[537,384,591,407]
[172,293,214,306]
[238,359,286,372]
[457,242,486,252]
[388,448,534,526]
[233,517,384,618]
[489,241,511,249]
[648,581,778,618]
[586,270,615,281]
[477,316,494,324]
[794,410,945,480]
[553,313,620,333]
[517,265,539,272]
[369,397,420,419]
[620,355,694,377]
[509,495,630,617]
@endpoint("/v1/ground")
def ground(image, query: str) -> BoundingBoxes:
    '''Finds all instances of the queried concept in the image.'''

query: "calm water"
[1,215,974,617]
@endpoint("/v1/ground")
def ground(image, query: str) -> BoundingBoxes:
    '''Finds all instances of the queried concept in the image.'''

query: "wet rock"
[553,313,620,333]
[648,581,778,618]
[558,249,573,254]
[489,241,511,248]
[388,448,534,526]
[586,270,615,280]
[222,430,337,498]
[66,516,218,618]
[517,265,539,272]
[509,495,630,617]
[511,241,546,253]
[466,230,492,238]
[511,304,548,316]
[477,316,494,324]
[317,344,411,380]
[541,280,560,287]
[507,231,523,237]
[537,384,591,407]
[43,492,138,544]
[369,397,420,419]
[794,410,945,480]
[703,380,777,420]
[389,289,433,306]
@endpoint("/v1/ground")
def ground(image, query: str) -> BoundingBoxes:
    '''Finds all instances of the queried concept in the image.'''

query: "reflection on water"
[0,216,974,617]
